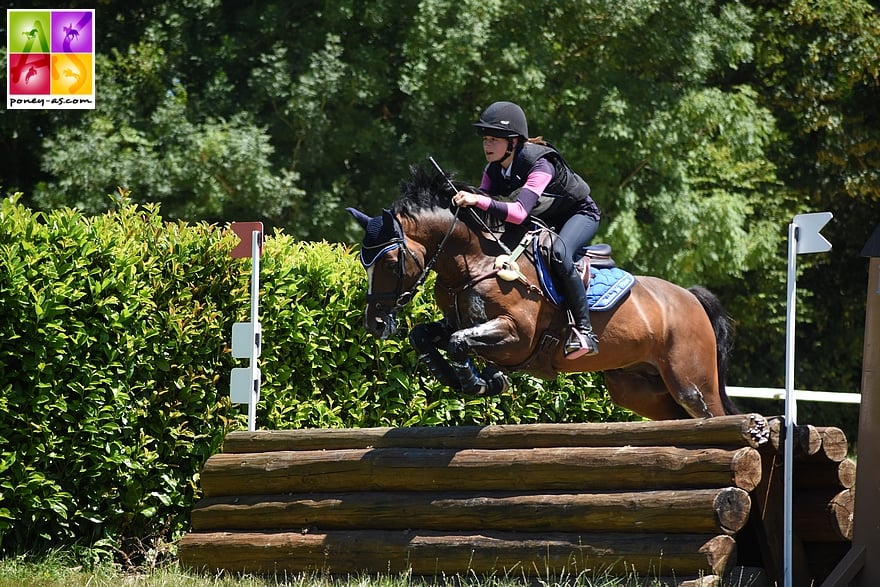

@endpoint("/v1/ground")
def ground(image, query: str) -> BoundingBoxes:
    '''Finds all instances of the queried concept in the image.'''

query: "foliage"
[726,0,880,406]
[32,88,301,225]
[0,195,244,563]
[0,198,628,563]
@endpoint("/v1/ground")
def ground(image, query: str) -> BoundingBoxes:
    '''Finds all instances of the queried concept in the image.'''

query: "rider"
[452,101,602,358]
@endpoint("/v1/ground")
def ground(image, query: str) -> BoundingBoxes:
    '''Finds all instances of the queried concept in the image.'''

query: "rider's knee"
[550,239,568,265]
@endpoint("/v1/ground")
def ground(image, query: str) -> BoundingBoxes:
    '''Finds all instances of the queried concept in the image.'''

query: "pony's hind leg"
[604,369,693,420]
[673,381,718,418]
[660,343,725,417]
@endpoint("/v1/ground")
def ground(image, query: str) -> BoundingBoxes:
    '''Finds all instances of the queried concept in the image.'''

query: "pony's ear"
[346,207,372,230]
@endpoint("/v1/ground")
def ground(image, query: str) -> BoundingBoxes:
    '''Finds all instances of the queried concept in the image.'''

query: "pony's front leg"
[409,320,460,391]
[447,317,520,361]
[411,321,509,396]
[447,318,515,396]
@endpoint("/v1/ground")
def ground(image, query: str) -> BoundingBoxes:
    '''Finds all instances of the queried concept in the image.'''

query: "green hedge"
[0,196,632,564]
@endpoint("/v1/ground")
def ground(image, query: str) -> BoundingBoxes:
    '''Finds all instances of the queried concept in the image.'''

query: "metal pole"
[248,229,261,432]
[783,221,798,587]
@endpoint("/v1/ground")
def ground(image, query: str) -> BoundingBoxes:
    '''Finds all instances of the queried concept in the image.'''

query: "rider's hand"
[453,191,480,208]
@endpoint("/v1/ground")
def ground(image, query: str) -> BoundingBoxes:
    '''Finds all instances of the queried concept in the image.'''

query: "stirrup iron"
[564,326,599,359]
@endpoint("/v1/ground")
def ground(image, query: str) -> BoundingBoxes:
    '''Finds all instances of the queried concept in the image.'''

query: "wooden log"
[794,488,854,542]
[178,530,737,577]
[191,487,752,536]
[220,414,770,453]
[199,446,762,497]
[766,417,822,456]
[809,426,849,463]
[796,458,856,490]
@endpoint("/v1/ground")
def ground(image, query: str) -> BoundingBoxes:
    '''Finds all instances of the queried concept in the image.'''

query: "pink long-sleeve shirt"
[473,158,554,224]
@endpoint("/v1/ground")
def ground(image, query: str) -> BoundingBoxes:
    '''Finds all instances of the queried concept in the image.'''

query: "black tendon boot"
[558,265,599,359]
[410,322,460,390]
[480,365,510,396]
[450,358,487,395]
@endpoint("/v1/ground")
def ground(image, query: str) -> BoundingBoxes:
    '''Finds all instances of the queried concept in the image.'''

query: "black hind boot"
[558,265,599,359]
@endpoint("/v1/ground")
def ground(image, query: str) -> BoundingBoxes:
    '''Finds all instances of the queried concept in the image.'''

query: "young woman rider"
[452,101,602,358]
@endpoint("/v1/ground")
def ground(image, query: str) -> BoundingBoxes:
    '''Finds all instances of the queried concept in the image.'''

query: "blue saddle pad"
[534,243,635,311]
[585,266,636,311]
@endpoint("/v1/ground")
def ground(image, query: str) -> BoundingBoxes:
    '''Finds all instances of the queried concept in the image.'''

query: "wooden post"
[822,224,880,586]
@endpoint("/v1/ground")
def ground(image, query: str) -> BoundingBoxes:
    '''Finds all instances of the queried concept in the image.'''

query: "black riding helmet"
[473,101,529,139]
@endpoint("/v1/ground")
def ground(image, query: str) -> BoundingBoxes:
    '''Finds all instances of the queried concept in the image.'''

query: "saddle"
[497,228,636,378]
[498,228,635,311]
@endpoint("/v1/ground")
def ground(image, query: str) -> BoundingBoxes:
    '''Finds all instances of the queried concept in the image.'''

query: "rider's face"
[482,136,511,165]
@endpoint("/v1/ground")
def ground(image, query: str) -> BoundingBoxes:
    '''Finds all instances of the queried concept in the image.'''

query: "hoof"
[477,367,509,396]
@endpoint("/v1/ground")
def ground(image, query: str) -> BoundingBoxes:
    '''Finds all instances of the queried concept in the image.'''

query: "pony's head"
[346,206,425,339]
[346,164,480,338]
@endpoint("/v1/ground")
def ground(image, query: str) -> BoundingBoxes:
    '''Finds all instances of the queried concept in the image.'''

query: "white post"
[247,229,261,432]
[783,221,798,587]
[783,212,832,587]
[228,222,264,432]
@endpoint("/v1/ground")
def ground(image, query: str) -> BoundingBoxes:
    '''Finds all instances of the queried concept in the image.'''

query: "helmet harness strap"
[501,137,517,165]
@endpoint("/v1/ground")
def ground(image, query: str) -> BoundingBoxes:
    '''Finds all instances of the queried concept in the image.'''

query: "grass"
[0,552,723,587]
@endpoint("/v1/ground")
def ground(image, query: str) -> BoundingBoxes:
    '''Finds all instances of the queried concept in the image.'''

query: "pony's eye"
[381,256,399,274]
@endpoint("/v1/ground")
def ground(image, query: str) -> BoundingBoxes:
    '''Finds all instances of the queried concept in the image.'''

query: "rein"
[465,208,513,256]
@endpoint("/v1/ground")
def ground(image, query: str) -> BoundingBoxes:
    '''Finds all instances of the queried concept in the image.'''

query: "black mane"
[393,164,471,219]
[391,163,514,234]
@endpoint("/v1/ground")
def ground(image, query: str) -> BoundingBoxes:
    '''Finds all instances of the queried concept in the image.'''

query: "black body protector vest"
[484,143,599,229]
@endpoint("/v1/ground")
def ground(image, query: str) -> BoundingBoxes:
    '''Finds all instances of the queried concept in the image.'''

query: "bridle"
[360,206,464,315]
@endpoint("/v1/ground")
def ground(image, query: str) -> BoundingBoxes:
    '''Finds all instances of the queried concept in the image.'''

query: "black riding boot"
[557,265,599,359]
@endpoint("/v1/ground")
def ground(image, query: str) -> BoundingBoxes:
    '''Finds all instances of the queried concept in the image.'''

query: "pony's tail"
[688,286,740,415]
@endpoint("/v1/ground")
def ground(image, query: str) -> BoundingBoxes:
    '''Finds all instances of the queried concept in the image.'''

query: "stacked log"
[178,413,855,585]
[746,418,856,585]
[179,414,769,581]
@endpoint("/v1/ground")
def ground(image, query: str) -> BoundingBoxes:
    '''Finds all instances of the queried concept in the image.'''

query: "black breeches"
[549,214,600,276]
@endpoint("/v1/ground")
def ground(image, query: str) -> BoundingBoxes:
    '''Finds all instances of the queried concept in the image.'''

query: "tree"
[2,0,878,423]
[724,0,880,433]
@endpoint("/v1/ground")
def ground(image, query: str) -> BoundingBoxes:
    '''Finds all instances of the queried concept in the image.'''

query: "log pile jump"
[745,418,855,585]
[178,414,854,585]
